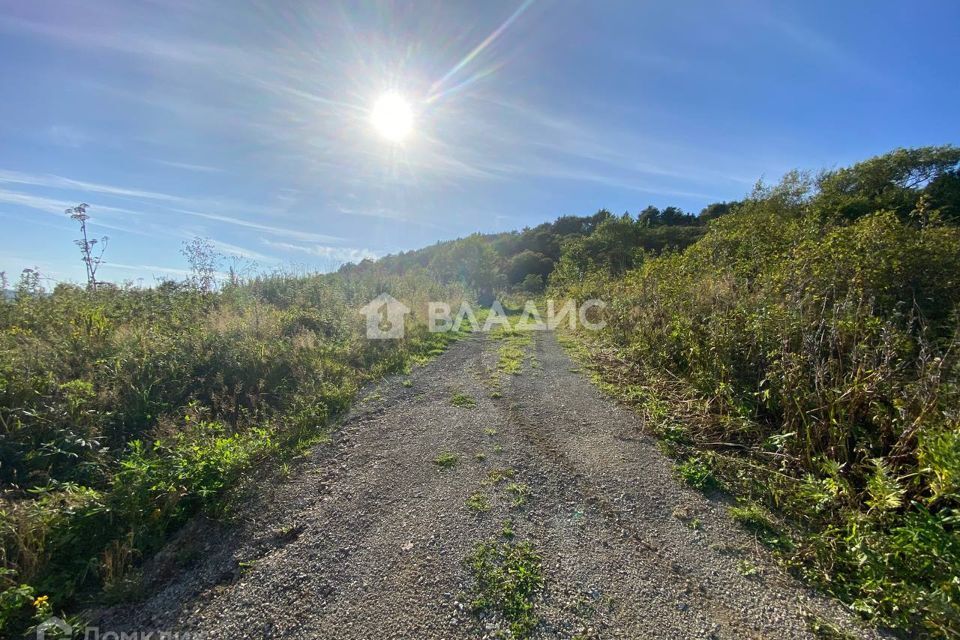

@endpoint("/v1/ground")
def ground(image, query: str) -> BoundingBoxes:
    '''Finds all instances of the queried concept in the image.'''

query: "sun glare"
[370,93,413,142]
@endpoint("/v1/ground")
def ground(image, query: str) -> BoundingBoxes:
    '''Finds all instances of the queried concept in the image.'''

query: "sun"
[370,93,413,142]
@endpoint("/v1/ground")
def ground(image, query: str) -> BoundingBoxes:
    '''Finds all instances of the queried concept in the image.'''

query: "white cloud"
[153,159,223,174]
[175,209,342,243]
[261,239,378,264]
[0,169,187,204]
[104,262,194,278]
[209,239,277,263]
[45,125,92,148]
[0,187,143,220]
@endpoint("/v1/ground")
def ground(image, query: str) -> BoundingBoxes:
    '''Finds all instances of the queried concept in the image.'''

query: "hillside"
[340,204,716,304]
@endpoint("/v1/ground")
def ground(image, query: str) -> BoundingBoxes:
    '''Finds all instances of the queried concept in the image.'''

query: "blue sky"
[1,0,958,285]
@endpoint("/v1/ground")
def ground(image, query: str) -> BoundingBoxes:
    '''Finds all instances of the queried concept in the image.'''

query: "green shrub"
[558,147,960,636]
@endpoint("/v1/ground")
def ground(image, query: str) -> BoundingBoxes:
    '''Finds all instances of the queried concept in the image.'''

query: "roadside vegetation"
[0,267,464,635]
[554,146,960,637]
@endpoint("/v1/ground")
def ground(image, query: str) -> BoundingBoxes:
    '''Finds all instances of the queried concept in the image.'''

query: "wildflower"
[32,595,49,608]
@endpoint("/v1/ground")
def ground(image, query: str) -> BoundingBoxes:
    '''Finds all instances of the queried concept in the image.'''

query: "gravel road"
[95,331,884,639]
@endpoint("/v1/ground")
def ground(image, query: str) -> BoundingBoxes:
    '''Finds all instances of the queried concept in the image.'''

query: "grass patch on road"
[506,482,531,507]
[491,326,533,377]
[433,452,459,470]
[451,392,477,408]
[466,539,543,639]
[466,492,491,513]
[486,468,516,485]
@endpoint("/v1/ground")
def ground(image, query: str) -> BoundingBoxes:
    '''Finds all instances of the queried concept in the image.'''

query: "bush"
[560,147,960,636]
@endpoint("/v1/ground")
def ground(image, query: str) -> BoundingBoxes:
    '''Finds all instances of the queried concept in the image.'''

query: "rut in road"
[97,331,883,639]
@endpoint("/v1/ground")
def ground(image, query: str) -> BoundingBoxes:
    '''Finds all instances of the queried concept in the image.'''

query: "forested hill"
[341,202,735,301]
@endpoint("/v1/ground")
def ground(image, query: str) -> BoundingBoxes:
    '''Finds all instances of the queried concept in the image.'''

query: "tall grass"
[0,267,465,635]
[554,148,960,637]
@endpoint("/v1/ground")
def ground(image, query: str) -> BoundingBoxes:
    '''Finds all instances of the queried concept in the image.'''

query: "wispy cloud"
[261,239,378,264]
[209,239,277,263]
[175,209,342,244]
[0,170,340,244]
[0,187,143,220]
[153,159,223,174]
[0,12,249,68]
[45,125,91,148]
[104,262,194,278]
[754,6,887,87]
[0,169,187,205]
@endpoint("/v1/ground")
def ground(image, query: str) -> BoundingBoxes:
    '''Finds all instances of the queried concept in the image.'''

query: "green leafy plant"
[466,539,543,638]
[505,482,531,507]
[451,392,477,408]
[676,457,718,492]
[433,452,459,470]
[466,492,491,513]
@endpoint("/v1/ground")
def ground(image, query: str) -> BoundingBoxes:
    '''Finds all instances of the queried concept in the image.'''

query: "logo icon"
[359,293,410,339]
[37,617,72,639]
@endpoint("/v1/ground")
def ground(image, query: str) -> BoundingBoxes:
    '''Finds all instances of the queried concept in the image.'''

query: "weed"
[402,379,413,388]
[433,452,459,470]
[466,493,491,513]
[728,503,792,551]
[487,468,516,485]
[675,457,718,492]
[465,539,543,638]
[484,427,498,436]
[674,506,704,531]
[506,482,531,507]
[501,520,515,539]
[806,616,859,640]
[475,452,487,462]
[736,559,759,577]
[451,392,477,408]
[274,524,304,543]
[494,327,533,376]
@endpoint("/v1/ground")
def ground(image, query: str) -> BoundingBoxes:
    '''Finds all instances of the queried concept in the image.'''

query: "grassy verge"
[0,274,468,636]
[560,328,959,638]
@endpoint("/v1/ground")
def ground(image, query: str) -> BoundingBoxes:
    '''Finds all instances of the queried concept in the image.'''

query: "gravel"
[93,332,887,639]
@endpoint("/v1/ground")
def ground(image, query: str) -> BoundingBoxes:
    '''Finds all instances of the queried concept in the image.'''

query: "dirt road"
[97,332,881,639]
